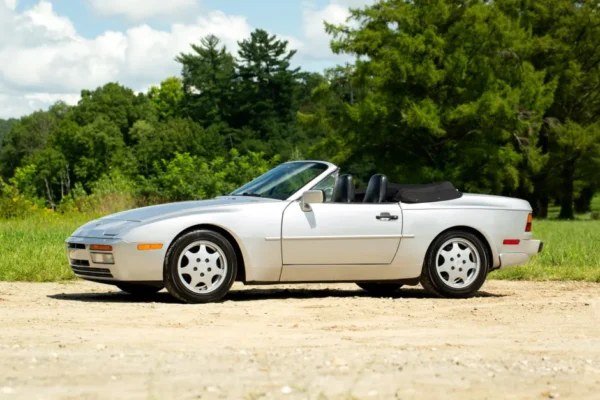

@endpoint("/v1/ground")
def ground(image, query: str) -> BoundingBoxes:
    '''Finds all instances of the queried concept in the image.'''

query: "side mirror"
[300,190,324,212]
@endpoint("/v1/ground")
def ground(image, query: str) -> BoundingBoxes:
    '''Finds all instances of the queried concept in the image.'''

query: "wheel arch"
[427,226,495,271]
[167,224,247,282]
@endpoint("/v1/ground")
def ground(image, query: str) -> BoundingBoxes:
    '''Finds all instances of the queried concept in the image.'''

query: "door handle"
[376,212,398,221]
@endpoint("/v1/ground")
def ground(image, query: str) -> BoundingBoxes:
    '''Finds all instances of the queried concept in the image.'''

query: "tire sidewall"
[164,230,237,304]
[425,231,489,297]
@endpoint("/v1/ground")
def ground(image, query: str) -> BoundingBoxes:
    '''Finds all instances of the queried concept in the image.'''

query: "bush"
[591,212,600,221]
[0,178,44,219]
[57,171,140,215]
[141,149,276,201]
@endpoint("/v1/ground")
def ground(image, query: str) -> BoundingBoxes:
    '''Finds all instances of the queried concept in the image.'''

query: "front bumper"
[498,239,543,269]
[65,236,166,283]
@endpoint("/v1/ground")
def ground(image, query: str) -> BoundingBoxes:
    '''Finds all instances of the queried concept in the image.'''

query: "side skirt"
[245,278,421,287]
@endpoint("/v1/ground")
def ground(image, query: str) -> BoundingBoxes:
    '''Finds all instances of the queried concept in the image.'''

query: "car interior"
[328,174,463,204]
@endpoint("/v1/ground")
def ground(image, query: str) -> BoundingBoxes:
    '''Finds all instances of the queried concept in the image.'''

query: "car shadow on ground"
[48,286,504,304]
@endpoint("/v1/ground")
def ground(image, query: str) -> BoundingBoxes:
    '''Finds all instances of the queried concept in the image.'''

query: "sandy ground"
[0,281,599,400]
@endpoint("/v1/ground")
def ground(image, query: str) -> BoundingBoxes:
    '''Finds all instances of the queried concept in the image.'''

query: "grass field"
[1,201,599,283]
[0,213,96,282]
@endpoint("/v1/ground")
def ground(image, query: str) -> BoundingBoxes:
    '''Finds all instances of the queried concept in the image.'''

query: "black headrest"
[332,174,354,203]
[363,174,388,203]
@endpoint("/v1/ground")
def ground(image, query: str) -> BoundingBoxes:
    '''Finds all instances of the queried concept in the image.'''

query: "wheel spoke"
[184,250,197,262]
[188,272,204,289]
[437,257,451,274]
[206,251,220,267]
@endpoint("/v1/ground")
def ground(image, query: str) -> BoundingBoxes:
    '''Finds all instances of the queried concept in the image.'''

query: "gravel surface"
[0,280,599,399]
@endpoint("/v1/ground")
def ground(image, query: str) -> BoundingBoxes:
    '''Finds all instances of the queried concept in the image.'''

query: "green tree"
[0,118,17,148]
[74,83,156,145]
[177,35,237,125]
[54,116,127,185]
[130,118,225,175]
[314,0,555,195]
[0,110,59,178]
[235,29,301,149]
[514,0,600,218]
[148,77,184,120]
[144,150,275,201]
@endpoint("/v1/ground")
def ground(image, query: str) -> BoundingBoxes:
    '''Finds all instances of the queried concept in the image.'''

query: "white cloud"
[19,0,76,38]
[0,89,80,119]
[88,0,197,21]
[297,0,374,68]
[0,0,371,118]
[3,0,16,11]
[302,3,350,60]
[331,0,375,7]
[0,1,251,118]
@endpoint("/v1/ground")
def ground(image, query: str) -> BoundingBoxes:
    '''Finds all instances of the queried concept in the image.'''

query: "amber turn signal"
[137,244,164,251]
[90,244,113,251]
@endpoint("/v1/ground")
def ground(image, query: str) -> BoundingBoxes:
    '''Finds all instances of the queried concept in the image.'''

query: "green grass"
[490,219,600,282]
[490,195,600,282]
[0,202,599,283]
[0,213,95,282]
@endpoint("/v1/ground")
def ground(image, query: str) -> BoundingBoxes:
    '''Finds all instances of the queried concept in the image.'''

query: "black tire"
[164,230,237,304]
[116,283,162,297]
[356,283,402,296]
[420,230,489,298]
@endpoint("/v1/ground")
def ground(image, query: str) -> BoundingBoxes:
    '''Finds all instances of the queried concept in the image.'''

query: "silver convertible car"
[66,161,543,303]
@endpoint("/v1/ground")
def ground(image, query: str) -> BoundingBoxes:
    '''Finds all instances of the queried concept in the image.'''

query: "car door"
[281,201,403,265]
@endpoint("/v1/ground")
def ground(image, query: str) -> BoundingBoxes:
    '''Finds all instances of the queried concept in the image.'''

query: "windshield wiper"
[239,192,264,198]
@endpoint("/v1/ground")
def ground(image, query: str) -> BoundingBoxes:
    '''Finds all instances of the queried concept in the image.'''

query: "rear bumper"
[498,240,543,269]
[65,236,165,283]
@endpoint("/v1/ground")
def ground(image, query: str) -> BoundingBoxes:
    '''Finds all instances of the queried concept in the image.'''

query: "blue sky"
[0,0,373,118]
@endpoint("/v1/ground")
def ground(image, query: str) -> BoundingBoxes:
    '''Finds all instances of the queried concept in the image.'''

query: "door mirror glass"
[300,190,324,212]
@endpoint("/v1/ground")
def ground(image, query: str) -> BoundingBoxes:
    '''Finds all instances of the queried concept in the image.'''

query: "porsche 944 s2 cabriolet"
[66,161,543,303]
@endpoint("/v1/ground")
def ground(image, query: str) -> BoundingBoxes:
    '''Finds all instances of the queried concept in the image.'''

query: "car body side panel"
[114,202,290,282]
[280,202,403,265]
[392,201,533,279]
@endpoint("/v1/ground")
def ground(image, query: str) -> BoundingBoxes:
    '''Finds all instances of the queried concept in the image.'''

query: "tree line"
[1,0,599,219]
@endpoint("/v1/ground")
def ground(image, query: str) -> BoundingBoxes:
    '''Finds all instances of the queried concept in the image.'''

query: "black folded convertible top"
[355,181,462,204]
[389,181,462,203]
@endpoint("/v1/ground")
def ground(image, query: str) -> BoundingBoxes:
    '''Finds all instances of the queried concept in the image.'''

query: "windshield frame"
[228,161,338,201]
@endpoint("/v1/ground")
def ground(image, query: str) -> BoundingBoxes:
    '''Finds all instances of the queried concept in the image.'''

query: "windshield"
[231,162,329,200]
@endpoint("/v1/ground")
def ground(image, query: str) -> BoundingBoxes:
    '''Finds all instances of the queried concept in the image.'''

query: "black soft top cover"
[355,181,462,204]
[390,181,462,203]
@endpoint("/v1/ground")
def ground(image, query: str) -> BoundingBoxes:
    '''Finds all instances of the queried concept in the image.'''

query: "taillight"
[525,213,532,232]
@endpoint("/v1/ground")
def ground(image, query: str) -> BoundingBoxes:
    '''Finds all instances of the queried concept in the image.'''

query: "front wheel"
[356,283,402,296]
[164,230,237,304]
[420,230,489,298]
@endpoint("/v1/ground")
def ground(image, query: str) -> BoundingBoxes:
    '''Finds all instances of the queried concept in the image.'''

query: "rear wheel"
[420,230,489,298]
[164,230,237,304]
[116,283,162,297]
[356,283,402,296]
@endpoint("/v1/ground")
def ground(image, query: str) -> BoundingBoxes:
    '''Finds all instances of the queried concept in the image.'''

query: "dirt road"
[1,281,599,399]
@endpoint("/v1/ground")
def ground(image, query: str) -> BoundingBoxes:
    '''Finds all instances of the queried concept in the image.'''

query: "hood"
[71,196,280,238]
[105,196,278,222]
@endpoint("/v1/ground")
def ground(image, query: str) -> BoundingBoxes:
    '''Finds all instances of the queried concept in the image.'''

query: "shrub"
[57,171,140,215]
[0,178,43,219]
[142,149,276,201]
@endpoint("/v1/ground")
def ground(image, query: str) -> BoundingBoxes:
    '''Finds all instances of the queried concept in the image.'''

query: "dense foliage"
[1,1,599,219]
